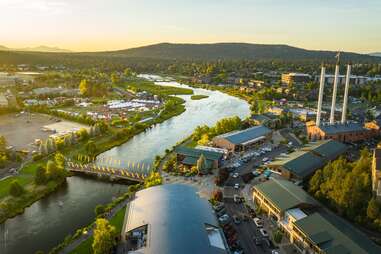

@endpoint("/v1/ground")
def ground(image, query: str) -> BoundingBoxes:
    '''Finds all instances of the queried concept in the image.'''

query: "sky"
[0,0,380,53]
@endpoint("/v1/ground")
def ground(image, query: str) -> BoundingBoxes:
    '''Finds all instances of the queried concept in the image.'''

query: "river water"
[0,75,250,254]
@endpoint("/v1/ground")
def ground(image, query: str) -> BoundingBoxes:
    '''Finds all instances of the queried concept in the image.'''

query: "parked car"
[262,157,269,162]
[219,214,230,224]
[254,237,262,246]
[234,183,240,189]
[233,215,241,224]
[213,203,224,212]
[259,228,269,238]
[233,194,243,203]
[232,172,239,178]
[253,217,263,228]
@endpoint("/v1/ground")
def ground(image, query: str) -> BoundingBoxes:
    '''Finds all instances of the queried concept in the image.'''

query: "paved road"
[222,144,291,253]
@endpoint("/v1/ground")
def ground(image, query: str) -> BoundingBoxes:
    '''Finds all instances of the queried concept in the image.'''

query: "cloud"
[0,0,69,14]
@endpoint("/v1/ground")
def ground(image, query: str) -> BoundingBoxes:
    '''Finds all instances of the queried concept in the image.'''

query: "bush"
[9,180,24,197]
[32,153,44,161]
[95,204,106,217]
[34,166,48,185]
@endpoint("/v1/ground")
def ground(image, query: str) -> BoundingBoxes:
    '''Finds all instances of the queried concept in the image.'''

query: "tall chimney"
[329,64,340,124]
[341,64,351,124]
[316,66,326,127]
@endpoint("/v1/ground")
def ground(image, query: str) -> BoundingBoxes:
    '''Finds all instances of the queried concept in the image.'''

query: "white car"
[259,228,269,238]
[253,217,263,228]
[232,173,239,178]
[218,214,230,223]
[234,183,240,189]
[262,157,269,162]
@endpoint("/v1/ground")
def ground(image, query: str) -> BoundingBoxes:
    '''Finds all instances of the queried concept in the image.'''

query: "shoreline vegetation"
[0,78,191,224]
[190,94,209,100]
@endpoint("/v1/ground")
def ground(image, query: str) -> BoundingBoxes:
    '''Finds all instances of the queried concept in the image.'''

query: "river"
[0,75,250,254]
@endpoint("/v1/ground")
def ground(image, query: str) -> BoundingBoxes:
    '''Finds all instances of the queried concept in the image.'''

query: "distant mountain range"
[0,43,379,64]
[0,45,71,53]
[98,43,379,62]
[370,52,381,57]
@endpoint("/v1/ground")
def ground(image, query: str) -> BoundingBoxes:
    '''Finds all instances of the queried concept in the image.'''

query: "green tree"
[367,198,380,220]
[92,218,116,254]
[0,135,7,152]
[79,79,90,96]
[55,152,65,170]
[85,141,97,155]
[34,166,47,185]
[111,72,120,84]
[9,180,24,197]
[95,204,105,217]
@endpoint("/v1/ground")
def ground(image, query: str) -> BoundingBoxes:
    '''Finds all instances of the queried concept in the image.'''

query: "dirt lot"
[0,113,87,152]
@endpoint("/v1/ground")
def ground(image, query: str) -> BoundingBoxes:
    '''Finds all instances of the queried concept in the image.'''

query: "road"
[222,144,291,253]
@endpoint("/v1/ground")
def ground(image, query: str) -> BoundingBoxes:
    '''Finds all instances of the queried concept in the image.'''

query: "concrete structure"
[175,146,223,173]
[123,184,229,254]
[253,179,381,254]
[329,64,340,124]
[268,140,347,181]
[372,146,381,201]
[341,65,351,123]
[316,67,326,127]
[281,73,311,85]
[213,126,272,152]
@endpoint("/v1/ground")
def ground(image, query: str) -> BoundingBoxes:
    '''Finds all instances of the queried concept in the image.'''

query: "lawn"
[120,79,193,96]
[190,95,209,100]
[69,206,126,254]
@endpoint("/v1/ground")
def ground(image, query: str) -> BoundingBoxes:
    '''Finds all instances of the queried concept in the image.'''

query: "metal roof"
[303,140,347,161]
[294,212,381,254]
[181,156,213,169]
[318,122,366,135]
[270,150,325,179]
[124,184,228,254]
[254,179,318,212]
[214,125,271,145]
[175,146,223,161]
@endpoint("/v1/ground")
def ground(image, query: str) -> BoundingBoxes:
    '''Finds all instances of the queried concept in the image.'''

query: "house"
[123,184,229,254]
[175,146,223,173]
[213,126,272,152]
[253,179,381,254]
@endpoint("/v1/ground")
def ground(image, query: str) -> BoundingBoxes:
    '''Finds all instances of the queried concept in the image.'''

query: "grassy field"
[190,95,209,100]
[120,79,193,96]
[70,207,126,254]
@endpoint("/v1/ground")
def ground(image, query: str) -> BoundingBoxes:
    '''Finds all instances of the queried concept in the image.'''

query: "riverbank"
[0,88,187,224]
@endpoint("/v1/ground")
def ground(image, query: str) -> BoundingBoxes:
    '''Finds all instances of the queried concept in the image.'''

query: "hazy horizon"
[1,0,380,53]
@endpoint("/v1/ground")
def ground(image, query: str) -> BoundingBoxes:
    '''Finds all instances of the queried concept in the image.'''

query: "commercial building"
[307,64,380,142]
[213,125,272,152]
[253,179,381,254]
[175,146,223,173]
[372,146,381,201]
[123,184,229,254]
[281,73,311,85]
[268,140,347,181]
[315,74,369,86]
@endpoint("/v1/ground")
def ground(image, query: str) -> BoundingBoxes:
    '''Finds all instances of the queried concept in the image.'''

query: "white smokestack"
[330,65,340,124]
[316,66,326,127]
[341,64,351,124]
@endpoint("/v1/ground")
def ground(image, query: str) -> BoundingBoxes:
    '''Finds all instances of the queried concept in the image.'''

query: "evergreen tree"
[92,219,116,254]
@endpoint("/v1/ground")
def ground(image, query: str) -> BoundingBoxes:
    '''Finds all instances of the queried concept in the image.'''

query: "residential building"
[123,184,229,254]
[268,140,347,181]
[175,146,223,173]
[281,73,311,85]
[213,125,272,152]
[253,179,381,254]
[372,146,381,201]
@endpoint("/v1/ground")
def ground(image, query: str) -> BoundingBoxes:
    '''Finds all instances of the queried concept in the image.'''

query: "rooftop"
[317,122,366,135]
[294,212,381,254]
[303,140,347,161]
[254,179,318,212]
[124,184,228,254]
[175,146,223,161]
[214,125,272,145]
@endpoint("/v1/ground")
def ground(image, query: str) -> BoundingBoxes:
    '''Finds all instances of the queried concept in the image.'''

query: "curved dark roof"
[124,184,228,254]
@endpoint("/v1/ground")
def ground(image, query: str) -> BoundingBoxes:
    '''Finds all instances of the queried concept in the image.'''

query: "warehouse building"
[123,184,229,254]
[213,125,272,152]
[268,140,347,181]
[253,179,381,254]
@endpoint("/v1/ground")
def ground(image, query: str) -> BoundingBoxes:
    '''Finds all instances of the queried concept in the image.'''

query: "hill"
[370,52,381,57]
[0,45,71,53]
[103,43,378,62]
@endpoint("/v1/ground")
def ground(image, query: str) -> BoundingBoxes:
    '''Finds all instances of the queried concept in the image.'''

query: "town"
[1,1,381,254]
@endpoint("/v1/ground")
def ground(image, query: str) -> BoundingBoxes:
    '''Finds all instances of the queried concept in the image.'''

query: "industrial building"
[213,125,272,152]
[307,62,380,142]
[281,73,311,85]
[268,140,347,181]
[174,146,223,173]
[123,184,229,254]
[253,179,381,254]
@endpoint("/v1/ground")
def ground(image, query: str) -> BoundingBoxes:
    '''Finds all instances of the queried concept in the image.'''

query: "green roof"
[270,151,325,178]
[175,146,223,161]
[182,156,213,169]
[214,125,271,145]
[294,212,381,254]
[254,179,318,212]
[303,140,347,161]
